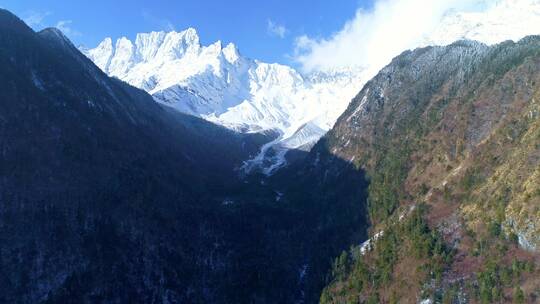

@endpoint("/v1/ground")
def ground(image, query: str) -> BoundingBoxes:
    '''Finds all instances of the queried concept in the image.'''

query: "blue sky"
[1,0,370,66]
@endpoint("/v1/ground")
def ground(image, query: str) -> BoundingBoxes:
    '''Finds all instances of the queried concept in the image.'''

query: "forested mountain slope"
[3,6,539,304]
[0,9,364,303]
[318,37,540,303]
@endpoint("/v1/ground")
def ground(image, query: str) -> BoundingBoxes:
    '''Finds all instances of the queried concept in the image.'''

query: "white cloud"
[293,0,498,73]
[267,19,288,38]
[23,10,51,28]
[55,20,81,37]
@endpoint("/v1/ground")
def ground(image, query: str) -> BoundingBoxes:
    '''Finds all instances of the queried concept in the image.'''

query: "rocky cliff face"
[318,37,540,302]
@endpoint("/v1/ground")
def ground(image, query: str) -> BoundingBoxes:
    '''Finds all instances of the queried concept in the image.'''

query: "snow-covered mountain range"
[82,0,540,174]
[82,30,371,173]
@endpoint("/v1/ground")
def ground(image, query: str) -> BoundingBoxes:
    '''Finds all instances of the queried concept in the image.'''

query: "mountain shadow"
[0,9,369,304]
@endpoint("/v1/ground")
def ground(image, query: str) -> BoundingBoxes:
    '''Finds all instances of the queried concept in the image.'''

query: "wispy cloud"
[55,20,82,37]
[267,19,288,38]
[142,11,176,31]
[21,10,83,40]
[23,10,51,29]
[293,0,493,73]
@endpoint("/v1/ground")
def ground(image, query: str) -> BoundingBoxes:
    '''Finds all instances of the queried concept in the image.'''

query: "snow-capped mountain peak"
[84,37,113,71]
[223,42,240,64]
